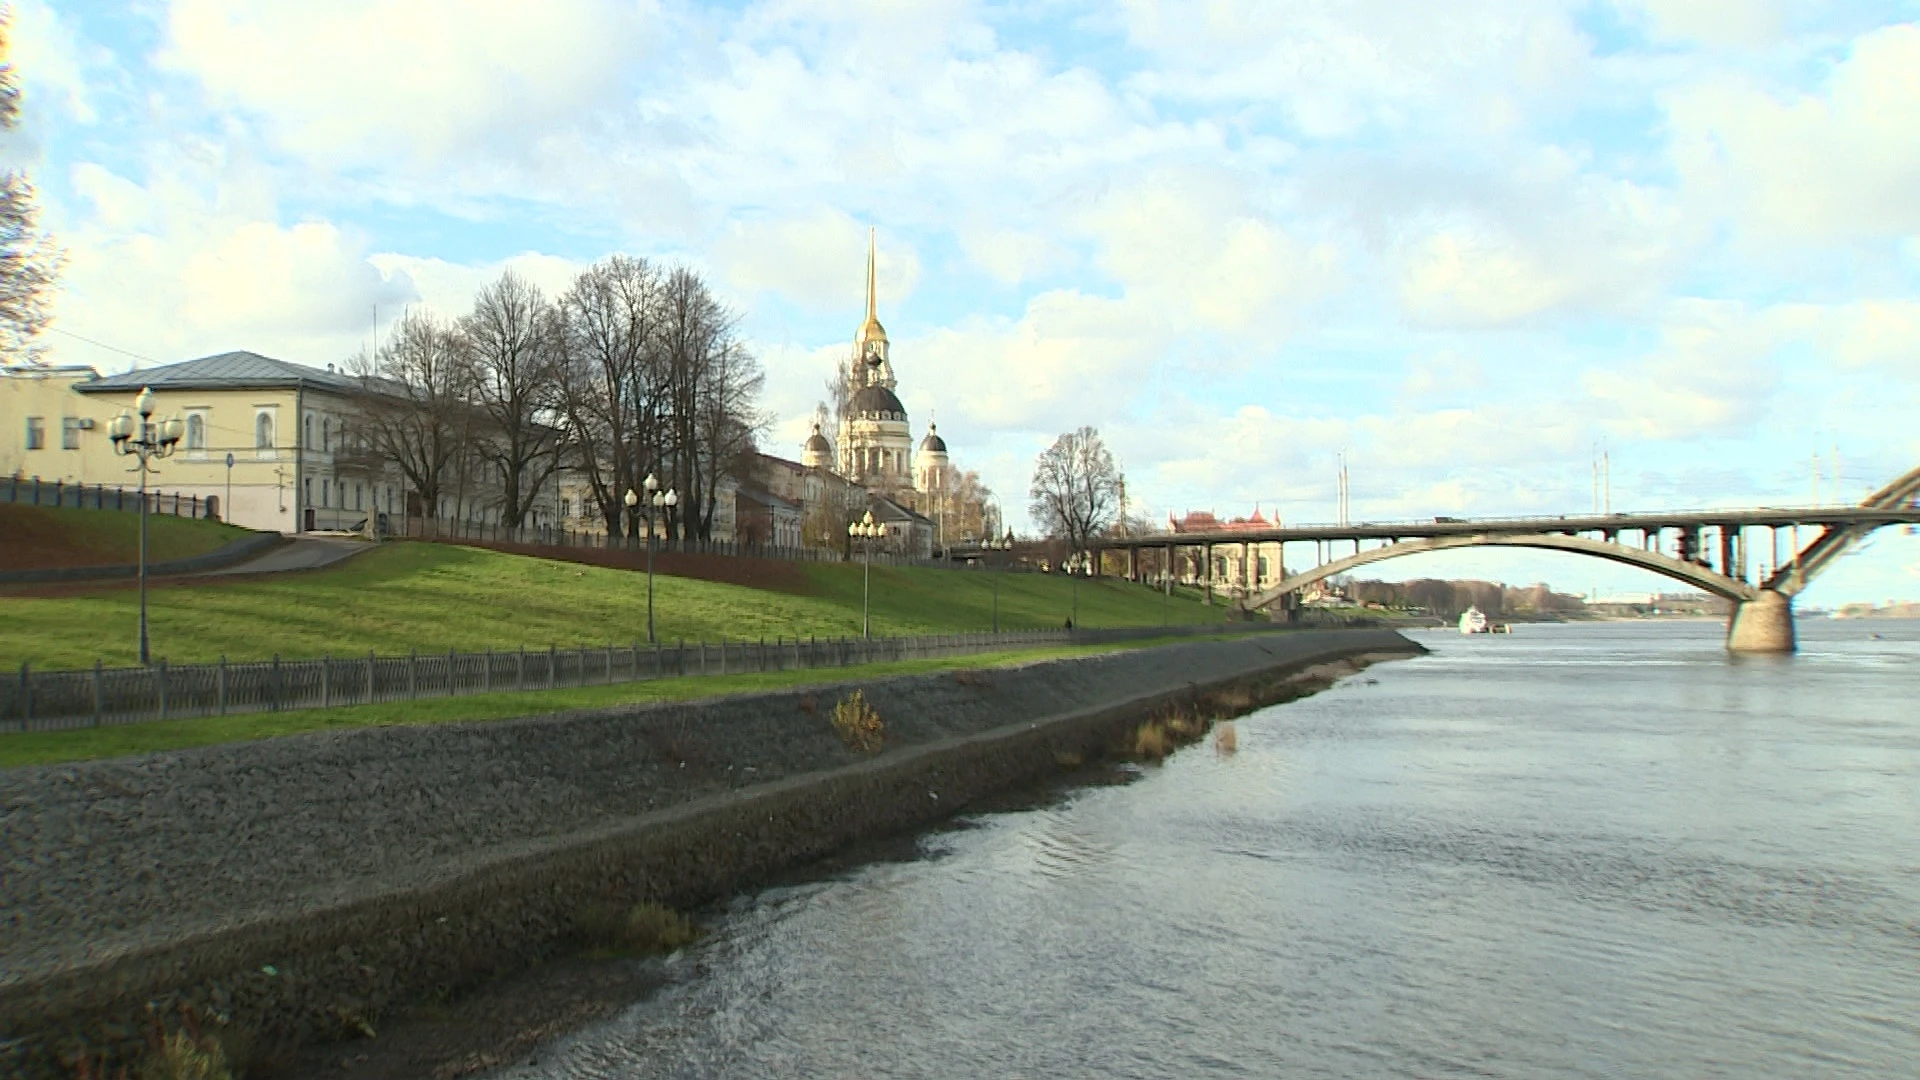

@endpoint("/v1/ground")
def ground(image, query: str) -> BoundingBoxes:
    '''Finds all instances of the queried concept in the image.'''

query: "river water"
[500,620,1920,1079]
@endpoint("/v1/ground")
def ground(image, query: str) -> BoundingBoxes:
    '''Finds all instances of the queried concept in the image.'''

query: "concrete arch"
[1246,532,1760,611]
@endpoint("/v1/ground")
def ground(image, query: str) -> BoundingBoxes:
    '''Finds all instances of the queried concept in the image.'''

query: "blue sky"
[10,0,1920,603]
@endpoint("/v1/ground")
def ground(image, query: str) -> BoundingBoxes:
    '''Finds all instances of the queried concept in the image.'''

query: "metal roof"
[75,351,360,394]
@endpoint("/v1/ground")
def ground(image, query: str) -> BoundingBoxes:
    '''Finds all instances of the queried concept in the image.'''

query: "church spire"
[866,226,878,326]
[856,226,888,353]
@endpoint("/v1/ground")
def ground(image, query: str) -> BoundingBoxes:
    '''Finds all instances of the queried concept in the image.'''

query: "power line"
[44,327,164,366]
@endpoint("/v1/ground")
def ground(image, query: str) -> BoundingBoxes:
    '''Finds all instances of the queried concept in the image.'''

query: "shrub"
[831,690,884,753]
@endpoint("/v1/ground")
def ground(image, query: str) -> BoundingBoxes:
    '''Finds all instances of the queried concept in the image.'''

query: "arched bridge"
[1093,465,1920,653]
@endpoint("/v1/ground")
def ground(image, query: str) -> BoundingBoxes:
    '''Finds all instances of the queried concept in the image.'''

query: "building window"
[304,414,314,449]
[303,478,312,506]
[355,483,363,511]
[25,416,44,449]
[256,413,274,448]
[61,417,81,450]
[185,414,206,450]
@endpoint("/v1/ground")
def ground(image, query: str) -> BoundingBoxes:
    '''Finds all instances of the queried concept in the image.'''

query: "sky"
[8,0,1920,604]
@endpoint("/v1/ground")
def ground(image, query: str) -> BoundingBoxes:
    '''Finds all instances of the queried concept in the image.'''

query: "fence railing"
[0,622,1289,734]
[2,474,219,520]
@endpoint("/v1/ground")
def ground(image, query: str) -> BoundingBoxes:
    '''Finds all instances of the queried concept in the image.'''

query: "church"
[794,231,958,549]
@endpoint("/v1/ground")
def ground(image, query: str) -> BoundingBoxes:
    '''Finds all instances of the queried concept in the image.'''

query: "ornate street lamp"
[1066,549,1092,630]
[109,387,184,665]
[627,475,676,644]
[849,510,882,638]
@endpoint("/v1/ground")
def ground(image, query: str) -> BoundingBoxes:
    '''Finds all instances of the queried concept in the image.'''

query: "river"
[494,619,1920,1079]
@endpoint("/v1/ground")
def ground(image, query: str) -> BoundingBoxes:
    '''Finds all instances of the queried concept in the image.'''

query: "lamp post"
[109,387,183,665]
[984,529,1013,633]
[627,475,676,644]
[1066,549,1091,629]
[849,510,881,638]
[223,451,234,523]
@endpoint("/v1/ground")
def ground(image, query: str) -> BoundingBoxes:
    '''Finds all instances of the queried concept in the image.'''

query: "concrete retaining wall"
[0,629,1421,1076]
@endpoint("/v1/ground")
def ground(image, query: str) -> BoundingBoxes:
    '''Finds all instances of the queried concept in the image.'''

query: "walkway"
[197,536,371,577]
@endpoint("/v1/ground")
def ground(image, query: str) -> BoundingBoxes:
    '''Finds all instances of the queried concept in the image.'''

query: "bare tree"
[0,13,61,365]
[555,255,663,537]
[656,266,766,541]
[1030,426,1124,553]
[463,270,561,527]
[347,309,473,533]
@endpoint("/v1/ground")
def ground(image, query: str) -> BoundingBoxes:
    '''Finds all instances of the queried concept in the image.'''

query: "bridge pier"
[1726,590,1795,653]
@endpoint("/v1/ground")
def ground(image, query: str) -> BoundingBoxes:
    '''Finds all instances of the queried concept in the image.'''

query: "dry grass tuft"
[1052,747,1085,768]
[830,689,885,753]
[69,1005,234,1080]
[1131,722,1174,760]
[1213,721,1238,756]
[578,900,702,955]
[797,692,819,717]
[951,670,993,689]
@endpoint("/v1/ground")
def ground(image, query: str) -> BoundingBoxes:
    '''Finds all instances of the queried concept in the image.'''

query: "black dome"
[849,385,907,420]
[804,431,832,452]
[919,429,947,453]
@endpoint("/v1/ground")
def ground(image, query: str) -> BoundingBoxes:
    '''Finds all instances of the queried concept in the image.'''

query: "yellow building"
[2,352,405,534]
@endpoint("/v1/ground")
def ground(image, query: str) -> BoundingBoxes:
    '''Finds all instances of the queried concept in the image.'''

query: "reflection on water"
[501,620,1920,1079]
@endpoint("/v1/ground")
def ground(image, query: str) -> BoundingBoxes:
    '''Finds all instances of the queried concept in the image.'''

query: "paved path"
[196,536,371,576]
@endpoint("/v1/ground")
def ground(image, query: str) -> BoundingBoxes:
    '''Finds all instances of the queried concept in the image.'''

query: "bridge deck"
[1092,506,1920,549]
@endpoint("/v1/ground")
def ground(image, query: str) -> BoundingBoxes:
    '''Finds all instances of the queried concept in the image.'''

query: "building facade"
[3,352,558,535]
[1,354,411,534]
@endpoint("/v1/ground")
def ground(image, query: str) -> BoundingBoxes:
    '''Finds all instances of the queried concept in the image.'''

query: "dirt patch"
[420,537,820,595]
[0,505,134,571]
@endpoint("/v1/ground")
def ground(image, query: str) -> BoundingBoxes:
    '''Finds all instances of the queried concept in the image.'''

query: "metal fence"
[1,623,1280,733]
[2,474,218,520]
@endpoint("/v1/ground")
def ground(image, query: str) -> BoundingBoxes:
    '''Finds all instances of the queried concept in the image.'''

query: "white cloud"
[960,226,1066,287]
[1081,168,1338,335]
[1624,0,1786,47]
[716,209,920,312]
[1380,159,1687,328]
[9,0,99,126]
[1582,300,1782,440]
[365,252,587,323]
[157,0,655,168]
[45,162,417,370]
[1667,23,1920,242]
[1115,0,1593,137]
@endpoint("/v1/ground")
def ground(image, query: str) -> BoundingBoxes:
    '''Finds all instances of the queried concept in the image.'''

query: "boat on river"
[1459,606,1490,634]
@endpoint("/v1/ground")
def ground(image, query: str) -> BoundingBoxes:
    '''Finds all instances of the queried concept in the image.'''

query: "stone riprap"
[0,629,1421,1075]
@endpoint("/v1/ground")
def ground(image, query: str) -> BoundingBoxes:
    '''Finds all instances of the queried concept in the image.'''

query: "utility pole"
[1603,449,1611,515]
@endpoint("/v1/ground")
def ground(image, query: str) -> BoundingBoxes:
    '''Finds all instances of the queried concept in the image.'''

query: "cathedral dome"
[849,384,907,420]
[918,424,947,453]
[804,425,832,453]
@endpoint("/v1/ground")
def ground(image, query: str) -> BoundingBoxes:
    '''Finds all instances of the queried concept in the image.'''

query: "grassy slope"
[0,636,1239,767]
[0,503,252,570]
[0,542,1229,668]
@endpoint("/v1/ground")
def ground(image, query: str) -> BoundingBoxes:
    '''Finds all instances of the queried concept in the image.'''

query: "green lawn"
[0,636,1245,767]
[0,503,253,570]
[0,542,1231,669]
